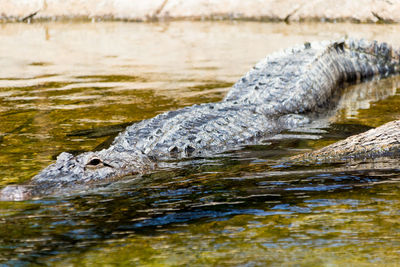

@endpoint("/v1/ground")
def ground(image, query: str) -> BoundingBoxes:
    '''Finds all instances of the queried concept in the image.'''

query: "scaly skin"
[1,38,400,200]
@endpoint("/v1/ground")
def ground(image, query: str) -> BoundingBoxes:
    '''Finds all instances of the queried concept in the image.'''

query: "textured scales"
[112,38,399,158]
[1,38,400,200]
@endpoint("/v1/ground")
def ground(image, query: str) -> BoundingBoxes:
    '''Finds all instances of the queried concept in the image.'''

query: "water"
[0,21,399,266]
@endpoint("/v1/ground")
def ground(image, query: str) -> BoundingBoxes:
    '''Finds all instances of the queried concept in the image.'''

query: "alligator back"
[112,39,400,159]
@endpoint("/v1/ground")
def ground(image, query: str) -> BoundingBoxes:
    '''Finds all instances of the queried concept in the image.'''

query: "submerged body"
[1,38,400,200]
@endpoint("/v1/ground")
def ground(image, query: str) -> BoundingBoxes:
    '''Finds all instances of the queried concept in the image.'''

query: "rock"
[293,120,400,162]
[1,0,400,23]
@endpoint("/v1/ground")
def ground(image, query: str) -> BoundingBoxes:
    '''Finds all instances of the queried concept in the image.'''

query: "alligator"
[1,38,400,201]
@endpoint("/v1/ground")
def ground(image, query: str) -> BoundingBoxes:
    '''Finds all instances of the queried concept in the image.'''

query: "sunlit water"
[0,21,399,266]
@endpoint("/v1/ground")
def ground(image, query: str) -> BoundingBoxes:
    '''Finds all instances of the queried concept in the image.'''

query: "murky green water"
[0,21,400,266]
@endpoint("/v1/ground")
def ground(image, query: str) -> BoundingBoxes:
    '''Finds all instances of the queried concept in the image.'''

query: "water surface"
[0,21,400,265]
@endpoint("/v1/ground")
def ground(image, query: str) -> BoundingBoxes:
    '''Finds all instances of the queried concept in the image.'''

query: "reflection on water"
[0,21,399,265]
[336,77,400,121]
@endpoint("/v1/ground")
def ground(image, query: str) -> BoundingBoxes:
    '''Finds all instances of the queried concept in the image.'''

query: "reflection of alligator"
[1,38,400,201]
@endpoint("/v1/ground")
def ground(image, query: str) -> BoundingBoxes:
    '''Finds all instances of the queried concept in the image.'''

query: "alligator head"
[0,148,155,201]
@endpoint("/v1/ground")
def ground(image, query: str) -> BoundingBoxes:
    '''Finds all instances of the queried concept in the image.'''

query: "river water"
[0,21,399,265]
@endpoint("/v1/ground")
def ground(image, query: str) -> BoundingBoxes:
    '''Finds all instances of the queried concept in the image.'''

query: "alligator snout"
[0,185,33,201]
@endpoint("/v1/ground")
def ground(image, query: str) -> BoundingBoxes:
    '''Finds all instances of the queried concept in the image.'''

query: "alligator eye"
[87,158,102,166]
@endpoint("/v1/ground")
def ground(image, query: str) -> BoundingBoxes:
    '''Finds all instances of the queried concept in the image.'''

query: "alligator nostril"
[87,158,102,166]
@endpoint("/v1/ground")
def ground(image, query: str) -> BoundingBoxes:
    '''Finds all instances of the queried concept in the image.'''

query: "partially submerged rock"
[293,120,400,162]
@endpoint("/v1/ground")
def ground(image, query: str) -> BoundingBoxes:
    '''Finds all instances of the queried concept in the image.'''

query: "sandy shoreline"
[1,0,400,23]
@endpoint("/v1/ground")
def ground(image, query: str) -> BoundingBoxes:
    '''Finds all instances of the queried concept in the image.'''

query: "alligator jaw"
[0,185,33,201]
[0,148,154,201]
